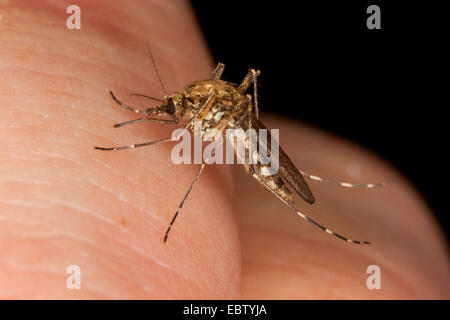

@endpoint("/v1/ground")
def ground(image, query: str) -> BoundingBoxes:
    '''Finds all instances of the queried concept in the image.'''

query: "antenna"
[146,41,167,96]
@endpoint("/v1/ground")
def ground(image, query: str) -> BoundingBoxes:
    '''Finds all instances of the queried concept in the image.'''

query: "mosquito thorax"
[182,79,251,120]
[186,79,242,100]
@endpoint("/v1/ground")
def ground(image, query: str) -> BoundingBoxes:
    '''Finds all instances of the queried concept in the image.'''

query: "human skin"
[0,0,448,299]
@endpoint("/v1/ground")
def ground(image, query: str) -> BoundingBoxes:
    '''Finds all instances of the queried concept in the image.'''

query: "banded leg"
[237,68,261,119]
[208,63,225,80]
[97,92,217,151]
[110,91,148,114]
[299,170,391,188]
[252,174,370,245]
[110,92,178,128]
[164,96,234,242]
[164,164,206,243]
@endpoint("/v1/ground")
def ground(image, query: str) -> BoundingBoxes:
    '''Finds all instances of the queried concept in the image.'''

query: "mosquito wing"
[249,115,315,204]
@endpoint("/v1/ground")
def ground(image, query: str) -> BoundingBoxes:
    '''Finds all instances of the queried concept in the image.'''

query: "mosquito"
[95,42,389,244]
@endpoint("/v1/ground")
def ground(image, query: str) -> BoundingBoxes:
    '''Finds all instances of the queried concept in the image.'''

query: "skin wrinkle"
[5,127,176,195]
[7,68,115,102]
[0,100,57,120]
[2,209,159,272]
[0,219,61,239]
[0,198,50,209]
[86,177,156,215]
[4,144,183,226]
[3,48,164,102]
[45,195,165,248]
[3,43,111,76]
[1,206,203,298]
[2,31,166,93]
[0,260,144,299]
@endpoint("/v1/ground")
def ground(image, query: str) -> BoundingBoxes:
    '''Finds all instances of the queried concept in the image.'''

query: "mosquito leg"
[109,91,150,114]
[94,137,172,151]
[299,169,391,188]
[113,113,179,128]
[251,70,260,120]
[113,117,149,128]
[112,116,178,128]
[184,91,217,131]
[164,164,206,243]
[293,205,370,244]
[237,68,261,94]
[245,107,257,174]
[208,63,226,80]
[129,93,163,103]
[141,113,179,125]
[252,174,370,244]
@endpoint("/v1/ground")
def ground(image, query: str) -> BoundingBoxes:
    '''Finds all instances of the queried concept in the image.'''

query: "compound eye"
[166,98,176,114]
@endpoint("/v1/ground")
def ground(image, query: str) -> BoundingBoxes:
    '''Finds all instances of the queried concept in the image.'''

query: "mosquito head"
[164,93,183,114]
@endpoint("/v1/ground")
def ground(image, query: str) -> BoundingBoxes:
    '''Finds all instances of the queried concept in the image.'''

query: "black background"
[1,300,441,317]
[190,1,448,239]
